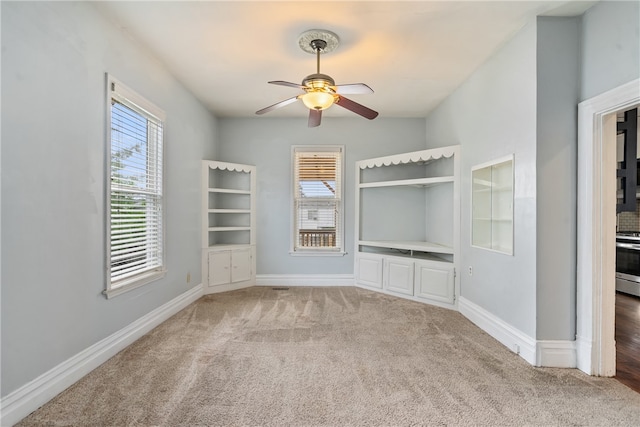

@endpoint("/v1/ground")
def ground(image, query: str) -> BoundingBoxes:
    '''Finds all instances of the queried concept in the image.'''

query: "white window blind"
[107,76,165,297]
[292,146,343,253]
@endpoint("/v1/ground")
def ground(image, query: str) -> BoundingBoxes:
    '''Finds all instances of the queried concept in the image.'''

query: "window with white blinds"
[292,146,344,254]
[106,75,166,298]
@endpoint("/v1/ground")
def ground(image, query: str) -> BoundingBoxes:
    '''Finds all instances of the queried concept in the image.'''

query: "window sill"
[104,269,166,299]
[289,250,347,257]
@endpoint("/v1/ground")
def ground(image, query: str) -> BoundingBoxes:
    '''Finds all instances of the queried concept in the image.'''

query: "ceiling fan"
[256,30,379,127]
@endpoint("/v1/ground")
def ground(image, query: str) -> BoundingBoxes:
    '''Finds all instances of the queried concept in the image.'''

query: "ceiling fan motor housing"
[302,73,336,90]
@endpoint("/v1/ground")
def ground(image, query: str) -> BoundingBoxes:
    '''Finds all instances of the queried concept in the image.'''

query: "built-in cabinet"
[354,146,460,309]
[414,259,455,304]
[202,160,256,293]
[206,247,253,286]
[384,256,414,295]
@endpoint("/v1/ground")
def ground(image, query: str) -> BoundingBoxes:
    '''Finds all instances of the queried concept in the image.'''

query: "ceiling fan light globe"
[302,91,335,111]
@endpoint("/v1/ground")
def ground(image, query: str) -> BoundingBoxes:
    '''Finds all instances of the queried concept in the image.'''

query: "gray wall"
[2,0,638,404]
[1,2,217,396]
[217,117,427,275]
[581,0,640,101]
[423,0,639,342]
[424,21,539,337]
[535,17,580,340]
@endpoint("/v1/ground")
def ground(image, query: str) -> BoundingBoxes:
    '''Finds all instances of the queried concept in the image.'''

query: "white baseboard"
[0,284,204,427]
[256,274,355,287]
[203,280,254,294]
[355,283,457,311]
[458,296,537,365]
[537,340,577,368]
[458,297,577,368]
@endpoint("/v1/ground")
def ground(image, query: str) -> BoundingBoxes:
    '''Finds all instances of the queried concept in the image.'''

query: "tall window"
[292,146,344,254]
[106,75,165,298]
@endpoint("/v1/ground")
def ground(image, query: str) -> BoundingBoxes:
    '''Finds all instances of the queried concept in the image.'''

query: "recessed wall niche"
[471,155,514,255]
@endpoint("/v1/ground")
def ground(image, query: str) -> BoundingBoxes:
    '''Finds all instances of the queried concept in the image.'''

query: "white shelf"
[208,209,251,214]
[205,243,252,250]
[359,176,454,189]
[208,188,251,195]
[359,240,454,255]
[208,226,251,232]
[471,244,513,255]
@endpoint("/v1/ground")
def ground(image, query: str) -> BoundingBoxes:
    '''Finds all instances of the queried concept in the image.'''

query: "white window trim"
[104,74,166,298]
[290,145,346,256]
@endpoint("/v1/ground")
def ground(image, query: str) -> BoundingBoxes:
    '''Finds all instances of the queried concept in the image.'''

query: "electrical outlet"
[468,266,473,276]
[186,272,191,283]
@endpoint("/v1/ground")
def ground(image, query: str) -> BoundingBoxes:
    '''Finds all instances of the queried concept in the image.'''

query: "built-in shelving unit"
[202,160,256,293]
[354,145,460,309]
[471,155,513,255]
[358,176,454,188]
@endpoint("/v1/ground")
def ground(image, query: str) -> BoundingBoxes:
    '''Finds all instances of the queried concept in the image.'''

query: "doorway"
[614,106,640,391]
[577,78,640,376]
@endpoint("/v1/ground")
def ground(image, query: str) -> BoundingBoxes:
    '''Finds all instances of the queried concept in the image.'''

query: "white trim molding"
[536,340,577,368]
[256,274,355,287]
[1,284,204,427]
[458,296,537,365]
[577,78,640,376]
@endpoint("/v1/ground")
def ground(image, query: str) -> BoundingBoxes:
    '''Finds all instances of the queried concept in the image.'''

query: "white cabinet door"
[208,247,253,287]
[384,257,414,295]
[231,247,252,283]
[208,250,231,287]
[356,255,383,289]
[414,260,454,304]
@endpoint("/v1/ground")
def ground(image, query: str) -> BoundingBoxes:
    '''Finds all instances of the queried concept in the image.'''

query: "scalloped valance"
[357,146,457,169]
[208,162,254,173]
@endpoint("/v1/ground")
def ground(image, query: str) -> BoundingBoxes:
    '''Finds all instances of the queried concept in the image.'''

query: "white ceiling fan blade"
[334,83,374,95]
[269,81,306,90]
[255,96,300,115]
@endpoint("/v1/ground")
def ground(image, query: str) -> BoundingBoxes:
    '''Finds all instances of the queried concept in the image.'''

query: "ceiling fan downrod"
[302,39,335,90]
[310,39,327,74]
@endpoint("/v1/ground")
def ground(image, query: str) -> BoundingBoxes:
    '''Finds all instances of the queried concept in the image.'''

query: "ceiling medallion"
[297,29,340,54]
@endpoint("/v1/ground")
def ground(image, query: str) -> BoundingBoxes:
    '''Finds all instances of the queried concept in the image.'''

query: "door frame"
[577,78,640,376]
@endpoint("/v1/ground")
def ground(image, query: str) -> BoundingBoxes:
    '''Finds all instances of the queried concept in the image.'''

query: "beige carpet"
[18,286,640,426]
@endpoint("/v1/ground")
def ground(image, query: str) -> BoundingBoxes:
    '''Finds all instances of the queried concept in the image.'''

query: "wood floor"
[616,291,640,393]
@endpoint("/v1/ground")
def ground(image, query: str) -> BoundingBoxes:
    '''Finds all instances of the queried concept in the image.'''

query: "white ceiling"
[95,1,596,120]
